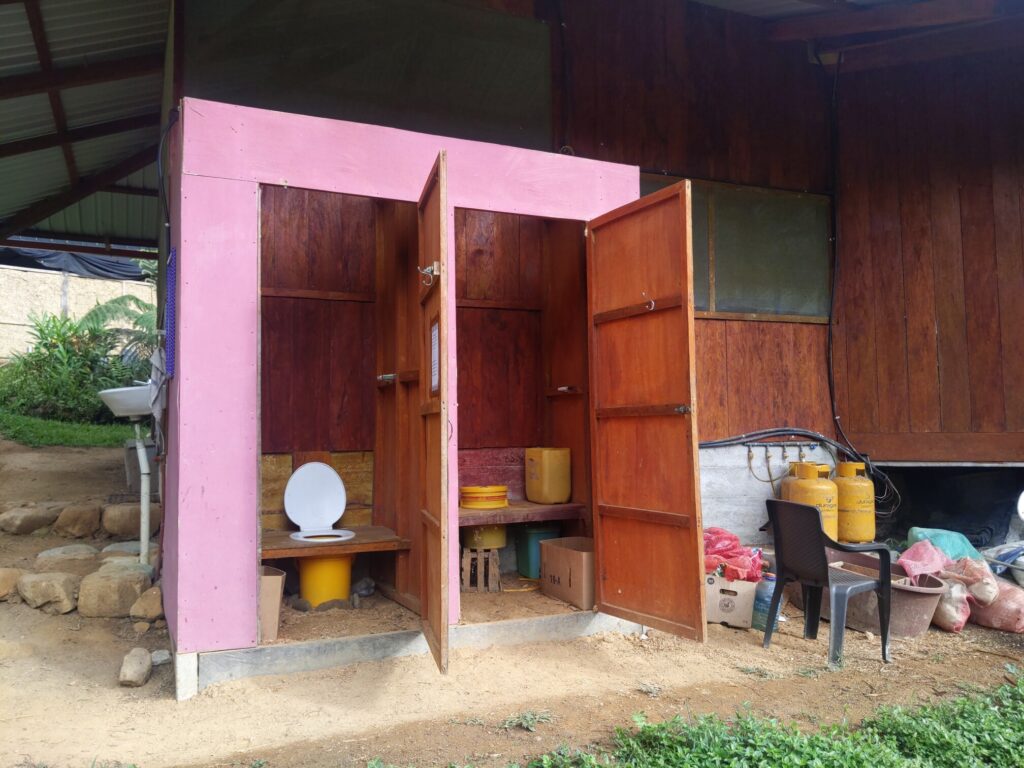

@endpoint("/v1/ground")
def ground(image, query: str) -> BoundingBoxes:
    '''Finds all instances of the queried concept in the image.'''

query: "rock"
[130,586,163,621]
[99,540,160,565]
[16,572,80,614]
[154,619,167,629]
[33,544,100,577]
[286,594,312,612]
[118,647,152,687]
[0,567,24,599]
[151,649,172,667]
[53,503,102,538]
[132,621,151,634]
[99,559,155,581]
[0,505,61,535]
[77,568,150,618]
[101,503,162,539]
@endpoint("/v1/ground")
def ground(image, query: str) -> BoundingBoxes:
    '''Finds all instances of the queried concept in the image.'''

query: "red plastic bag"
[969,580,1024,633]
[941,558,999,607]
[703,527,763,582]
[932,580,970,633]
[897,540,952,583]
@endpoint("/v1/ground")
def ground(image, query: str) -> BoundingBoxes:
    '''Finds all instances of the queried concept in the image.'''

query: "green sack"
[907,527,982,561]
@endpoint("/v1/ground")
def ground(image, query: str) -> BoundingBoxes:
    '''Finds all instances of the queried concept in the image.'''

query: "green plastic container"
[516,524,562,579]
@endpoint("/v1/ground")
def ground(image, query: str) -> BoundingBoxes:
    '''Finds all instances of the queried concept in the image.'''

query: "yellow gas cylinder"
[779,461,814,500]
[789,461,839,540]
[835,462,875,543]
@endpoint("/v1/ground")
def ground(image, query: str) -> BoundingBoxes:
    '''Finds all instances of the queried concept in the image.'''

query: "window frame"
[641,174,833,325]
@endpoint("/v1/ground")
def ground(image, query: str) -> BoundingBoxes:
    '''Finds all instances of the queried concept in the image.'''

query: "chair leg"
[803,585,823,640]
[828,586,848,668]
[877,583,892,663]
[762,577,788,649]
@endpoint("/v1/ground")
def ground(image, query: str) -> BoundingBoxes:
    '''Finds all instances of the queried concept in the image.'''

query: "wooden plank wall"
[260,186,377,455]
[556,0,834,441]
[455,209,545,448]
[834,49,1024,461]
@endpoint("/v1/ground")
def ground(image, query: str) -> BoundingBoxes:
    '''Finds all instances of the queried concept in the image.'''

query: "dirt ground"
[1,440,1023,768]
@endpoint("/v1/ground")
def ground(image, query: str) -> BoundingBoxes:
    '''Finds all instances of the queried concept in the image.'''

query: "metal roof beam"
[770,0,1002,42]
[23,0,78,184]
[0,145,158,239]
[822,14,1024,72]
[0,53,164,100]
[0,237,157,260]
[102,184,158,198]
[0,113,160,159]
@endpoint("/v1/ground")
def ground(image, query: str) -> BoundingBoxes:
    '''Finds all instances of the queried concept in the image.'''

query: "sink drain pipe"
[134,420,151,566]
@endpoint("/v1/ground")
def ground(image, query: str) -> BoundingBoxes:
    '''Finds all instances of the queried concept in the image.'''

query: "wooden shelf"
[261,525,411,560]
[458,499,586,527]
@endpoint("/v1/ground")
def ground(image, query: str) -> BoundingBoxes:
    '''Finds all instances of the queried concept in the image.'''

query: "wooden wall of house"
[555,0,834,441]
[833,49,1024,462]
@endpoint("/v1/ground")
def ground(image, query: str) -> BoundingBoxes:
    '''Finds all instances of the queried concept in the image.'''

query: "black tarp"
[0,246,144,280]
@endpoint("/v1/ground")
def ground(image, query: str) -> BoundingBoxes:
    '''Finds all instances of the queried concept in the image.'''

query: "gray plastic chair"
[762,499,892,667]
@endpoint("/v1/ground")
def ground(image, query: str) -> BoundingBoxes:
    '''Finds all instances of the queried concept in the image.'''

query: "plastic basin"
[788,550,946,638]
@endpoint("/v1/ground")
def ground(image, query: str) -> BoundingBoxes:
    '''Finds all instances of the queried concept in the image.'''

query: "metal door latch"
[674,405,692,415]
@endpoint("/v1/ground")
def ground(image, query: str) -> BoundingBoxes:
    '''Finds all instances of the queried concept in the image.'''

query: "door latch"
[674,405,692,415]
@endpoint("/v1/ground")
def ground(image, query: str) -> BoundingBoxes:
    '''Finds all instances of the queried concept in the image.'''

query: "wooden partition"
[454,210,590,515]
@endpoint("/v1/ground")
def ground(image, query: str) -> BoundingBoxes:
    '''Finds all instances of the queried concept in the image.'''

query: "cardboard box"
[705,573,756,628]
[540,537,594,610]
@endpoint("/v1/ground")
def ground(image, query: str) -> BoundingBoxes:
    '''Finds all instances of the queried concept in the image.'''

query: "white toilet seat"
[283,462,354,543]
[289,528,356,543]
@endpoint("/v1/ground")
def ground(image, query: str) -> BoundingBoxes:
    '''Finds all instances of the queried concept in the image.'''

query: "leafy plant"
[0,297,156,424]
[501,710,555,732]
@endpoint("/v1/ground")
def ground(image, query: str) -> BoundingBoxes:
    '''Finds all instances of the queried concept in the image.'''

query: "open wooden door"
[417,152,451,671]
[586,181,706,641]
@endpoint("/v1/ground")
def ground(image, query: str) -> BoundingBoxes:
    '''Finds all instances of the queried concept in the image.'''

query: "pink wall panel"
[171,98,638,647]
[172,172,260,653]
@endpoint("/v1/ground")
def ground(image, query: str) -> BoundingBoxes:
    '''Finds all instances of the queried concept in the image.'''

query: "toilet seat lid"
[284,462,347,530]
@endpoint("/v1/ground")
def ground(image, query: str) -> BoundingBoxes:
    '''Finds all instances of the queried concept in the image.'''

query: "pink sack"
[932,580,970,633]
[897,540,952,583]
[703,527,763,582]
[941,558,999,607]
[969,580,1024,633]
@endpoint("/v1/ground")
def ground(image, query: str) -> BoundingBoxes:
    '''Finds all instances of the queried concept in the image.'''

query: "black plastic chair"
[762,498,892,667]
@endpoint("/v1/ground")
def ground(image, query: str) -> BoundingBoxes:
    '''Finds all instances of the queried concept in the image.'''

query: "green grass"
[366,677,1024,768]
[0,410,134,447]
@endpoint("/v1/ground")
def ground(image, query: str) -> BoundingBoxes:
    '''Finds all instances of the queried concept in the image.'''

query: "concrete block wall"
[698,443,836,544]
[0,265,155,362]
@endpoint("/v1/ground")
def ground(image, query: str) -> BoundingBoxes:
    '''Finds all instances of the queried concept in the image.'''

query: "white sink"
[98,385,151,418]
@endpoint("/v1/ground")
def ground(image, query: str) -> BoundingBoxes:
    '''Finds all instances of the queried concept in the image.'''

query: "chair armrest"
[825,538,892,586]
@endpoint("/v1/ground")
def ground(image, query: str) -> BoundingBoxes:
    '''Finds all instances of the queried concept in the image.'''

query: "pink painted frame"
[165,98,638,654]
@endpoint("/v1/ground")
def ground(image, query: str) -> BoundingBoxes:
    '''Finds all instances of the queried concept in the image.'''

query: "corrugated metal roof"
[0,4,37,78]
[0,0,166,248]
[0,94,55,142]
[0,148,68,219]
[33,188,159,242]
[62,73,163,129]
[40,0,168,67]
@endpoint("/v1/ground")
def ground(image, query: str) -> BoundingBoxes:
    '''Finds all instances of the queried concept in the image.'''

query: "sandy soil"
[2,440,1023,768]
[0,437,124,503]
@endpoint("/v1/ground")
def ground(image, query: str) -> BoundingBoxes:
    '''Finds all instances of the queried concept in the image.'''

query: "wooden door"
[417,152,451,671]
[586,181,706,640]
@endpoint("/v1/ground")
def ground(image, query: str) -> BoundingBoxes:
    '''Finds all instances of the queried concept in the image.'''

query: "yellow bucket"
[461,524,508,549]
[298,555,353,608]
[460,485,509,509]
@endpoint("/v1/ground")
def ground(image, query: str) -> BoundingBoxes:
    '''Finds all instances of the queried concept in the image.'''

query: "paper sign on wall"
[430,319,440,393]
